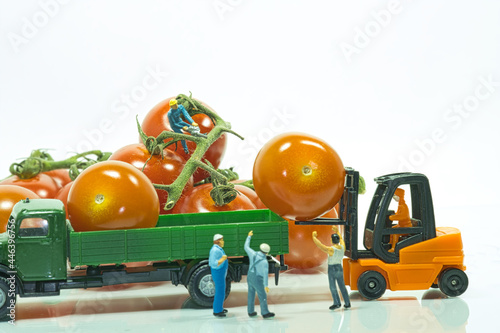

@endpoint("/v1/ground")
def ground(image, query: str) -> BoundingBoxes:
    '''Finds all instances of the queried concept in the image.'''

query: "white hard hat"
[213,234,224,241]
[260,243,270,253]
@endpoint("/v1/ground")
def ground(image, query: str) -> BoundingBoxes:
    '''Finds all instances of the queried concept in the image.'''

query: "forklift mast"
[296,169,438,263]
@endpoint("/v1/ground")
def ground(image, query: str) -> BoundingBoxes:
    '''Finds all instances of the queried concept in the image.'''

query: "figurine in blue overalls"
[167,99,199,154]
[244,230,275,319]
[209,233,228,317]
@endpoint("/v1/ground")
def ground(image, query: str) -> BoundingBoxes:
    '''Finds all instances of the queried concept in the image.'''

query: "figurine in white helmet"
[244,230,275,319]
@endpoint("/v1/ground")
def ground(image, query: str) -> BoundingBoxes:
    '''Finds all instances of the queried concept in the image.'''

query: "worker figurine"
[209,234,228,317]
[167,99,198,154]
[244,230,275,319]
[312,227,351,310]
[389,188,412,251]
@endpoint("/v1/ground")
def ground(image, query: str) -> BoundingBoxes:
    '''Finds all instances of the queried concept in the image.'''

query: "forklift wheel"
[438,268,468,297]
[357,271,387,300]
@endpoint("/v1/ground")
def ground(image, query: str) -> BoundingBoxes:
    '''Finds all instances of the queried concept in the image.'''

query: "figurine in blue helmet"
[244,230,275,319]
[167,99,199,154]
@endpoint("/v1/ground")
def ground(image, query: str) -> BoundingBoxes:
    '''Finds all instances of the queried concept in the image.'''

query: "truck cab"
[1,199,67,287]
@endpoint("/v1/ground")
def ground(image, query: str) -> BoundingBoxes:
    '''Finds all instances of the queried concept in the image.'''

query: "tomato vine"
[137,92,244,211]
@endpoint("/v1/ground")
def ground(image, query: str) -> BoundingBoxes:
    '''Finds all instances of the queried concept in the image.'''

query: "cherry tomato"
[171,183,256,214]
[253,132,345,221]
[67,161,159,231]
[233,184,266,209]
[283,208,339,270]
[43,169,72,188]
[0,185,40,232]
[109,143,193,214]
[141,97,227,183]
[55,181,73,219]
[0,174,60,198]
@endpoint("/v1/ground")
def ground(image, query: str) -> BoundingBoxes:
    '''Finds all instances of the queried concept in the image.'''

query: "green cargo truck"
[0,198,289,320]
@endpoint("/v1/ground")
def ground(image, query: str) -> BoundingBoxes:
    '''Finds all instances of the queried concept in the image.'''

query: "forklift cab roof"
[374,172,428,186]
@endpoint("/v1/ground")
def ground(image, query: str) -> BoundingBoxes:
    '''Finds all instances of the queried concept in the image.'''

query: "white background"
[1,1,499,332]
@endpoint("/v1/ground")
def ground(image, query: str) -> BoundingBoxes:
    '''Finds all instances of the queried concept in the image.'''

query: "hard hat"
[169,99,178,106]
[213,234,223,241]
[260,243,270,253]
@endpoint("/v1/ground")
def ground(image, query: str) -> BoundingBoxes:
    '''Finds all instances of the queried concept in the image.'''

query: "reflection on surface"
[329,291,469,333]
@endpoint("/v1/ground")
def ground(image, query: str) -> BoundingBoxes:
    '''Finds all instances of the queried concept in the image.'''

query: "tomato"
[141,97,227,183]
[43,169,72,188]
[67,161,159,231]
[109,143,193,214]
[282,208,339,270]
[0,185,40,232]
[253,132,345,221]
[233,184,266,209]
[0,174,60,199]
[171,183,256,213]
[55,181,73,219]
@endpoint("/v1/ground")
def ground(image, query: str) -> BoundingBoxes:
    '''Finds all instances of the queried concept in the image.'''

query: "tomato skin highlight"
[67,161,159,232]
[141,97,227,183]
[253,132,345,221]
[171,183,256,214]
[0,185,40,232]
[283,208,339,270]
[0,174,60,199]
[109,143,193,214]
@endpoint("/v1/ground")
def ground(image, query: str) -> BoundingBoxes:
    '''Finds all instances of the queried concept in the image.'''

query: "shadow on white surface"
[3,270,470,333]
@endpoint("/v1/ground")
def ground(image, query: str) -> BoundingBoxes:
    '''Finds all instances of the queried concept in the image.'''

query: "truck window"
[19,218,49,237]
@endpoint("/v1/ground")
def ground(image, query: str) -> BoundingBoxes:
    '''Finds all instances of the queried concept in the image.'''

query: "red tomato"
[109,143,193,214]
[43,169,72,188]
[0,185,40,232]
[171,183,256,213]
[67,161,159,231]
[283,208,339,270]
[233,184,266,209]
[141,97,227,183]
[253,132,345,221]
[55,181,73,219]
[0,174,60,198]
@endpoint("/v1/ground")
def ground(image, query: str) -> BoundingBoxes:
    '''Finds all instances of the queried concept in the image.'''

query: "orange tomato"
[233,184,266,209]
[0,185,40,232]
[109,143,193,214]
[283,208,339,270]
[253,132,345,221]
[0,174,60,198]
[171,183,256,213]
[67,161,159,231]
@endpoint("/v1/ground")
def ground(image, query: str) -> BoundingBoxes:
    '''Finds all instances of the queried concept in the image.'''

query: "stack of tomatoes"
[0,98,346,270]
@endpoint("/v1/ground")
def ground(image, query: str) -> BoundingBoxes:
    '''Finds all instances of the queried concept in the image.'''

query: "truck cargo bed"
[68,209,288,267]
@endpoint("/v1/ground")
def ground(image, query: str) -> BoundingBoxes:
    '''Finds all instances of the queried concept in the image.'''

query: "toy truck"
[297,168,468,299]
[0,198,289,320]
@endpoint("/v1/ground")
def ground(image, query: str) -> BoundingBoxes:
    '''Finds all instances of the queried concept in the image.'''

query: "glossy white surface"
[5,260,484,333]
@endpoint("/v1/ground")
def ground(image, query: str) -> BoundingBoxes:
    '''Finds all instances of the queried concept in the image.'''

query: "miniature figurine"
[244,230,275,319]
[389,188,411,251]
[167,99,199,154]
[312,227,351,310]
[209,233,229,317]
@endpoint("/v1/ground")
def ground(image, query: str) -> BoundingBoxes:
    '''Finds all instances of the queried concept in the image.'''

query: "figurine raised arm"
[244,230,275,319]
[312,230,351,310]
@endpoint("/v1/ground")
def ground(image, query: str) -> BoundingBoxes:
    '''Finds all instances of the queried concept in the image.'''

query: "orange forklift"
[296,168,468,299]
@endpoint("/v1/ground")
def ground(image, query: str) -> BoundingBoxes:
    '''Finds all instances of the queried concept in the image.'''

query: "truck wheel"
[358,270,386,300]
[438,268,468,297]
[0,277,15,321]
[187,265,231,308]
